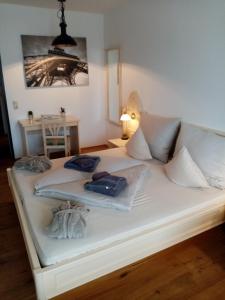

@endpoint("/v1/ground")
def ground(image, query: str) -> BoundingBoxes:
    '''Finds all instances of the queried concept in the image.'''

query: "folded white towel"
[36,165,150,211]
[35,166,89,191]
[34,155,141,191]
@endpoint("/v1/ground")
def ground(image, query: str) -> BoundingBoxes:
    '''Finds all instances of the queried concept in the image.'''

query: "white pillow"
[165,146,209,188]
[126,127,152,160]
[175,123,225,189]
[140,112,180,163]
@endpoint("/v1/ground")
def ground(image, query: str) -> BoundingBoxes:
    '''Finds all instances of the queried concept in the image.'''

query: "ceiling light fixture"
[52,0,77,49]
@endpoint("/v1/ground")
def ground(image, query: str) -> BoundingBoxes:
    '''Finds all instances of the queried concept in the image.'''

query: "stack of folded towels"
[64,155,128,197]
[64,155,101,172]
[84,171,128,197]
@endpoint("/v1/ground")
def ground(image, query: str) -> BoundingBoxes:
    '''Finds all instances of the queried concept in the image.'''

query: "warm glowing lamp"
[120,113,131,140]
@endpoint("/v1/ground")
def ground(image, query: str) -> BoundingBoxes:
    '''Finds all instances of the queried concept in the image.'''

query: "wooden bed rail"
[7,167,225,300]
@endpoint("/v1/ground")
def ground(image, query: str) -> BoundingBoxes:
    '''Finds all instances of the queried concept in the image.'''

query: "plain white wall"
[105,0,225,137]
[0,3,106,158]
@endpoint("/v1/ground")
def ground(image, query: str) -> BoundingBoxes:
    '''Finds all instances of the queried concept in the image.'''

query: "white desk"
[19,115,80,156]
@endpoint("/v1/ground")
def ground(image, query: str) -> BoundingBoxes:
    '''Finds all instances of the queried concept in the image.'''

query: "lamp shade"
[120,113,131,121]
[52,30,77,48]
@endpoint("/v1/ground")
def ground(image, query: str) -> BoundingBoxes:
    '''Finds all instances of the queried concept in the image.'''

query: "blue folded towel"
[92,171,110,181]
[64,155,100,173]
[84,172,128,197]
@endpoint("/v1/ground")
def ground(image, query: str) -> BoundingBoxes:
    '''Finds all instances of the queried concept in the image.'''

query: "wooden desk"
[19,115,80,156]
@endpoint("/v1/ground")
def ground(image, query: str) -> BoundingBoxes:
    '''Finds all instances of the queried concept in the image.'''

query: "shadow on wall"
[117,0,225,89]
[107,0,225,131]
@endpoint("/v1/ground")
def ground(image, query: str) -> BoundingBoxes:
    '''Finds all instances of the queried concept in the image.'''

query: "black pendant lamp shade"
[52,0,77,49]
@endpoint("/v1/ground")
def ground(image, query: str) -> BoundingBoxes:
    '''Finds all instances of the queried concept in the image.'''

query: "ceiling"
[0,0,129,13]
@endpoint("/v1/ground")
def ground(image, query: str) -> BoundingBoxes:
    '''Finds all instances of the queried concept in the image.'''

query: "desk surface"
[19,115,79,129]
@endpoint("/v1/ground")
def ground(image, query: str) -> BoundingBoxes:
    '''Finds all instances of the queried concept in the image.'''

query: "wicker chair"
[41,117,70,158]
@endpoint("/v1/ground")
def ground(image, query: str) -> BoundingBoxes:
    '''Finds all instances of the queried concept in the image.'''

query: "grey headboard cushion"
[175,122,225,189]
[140,112,181,163]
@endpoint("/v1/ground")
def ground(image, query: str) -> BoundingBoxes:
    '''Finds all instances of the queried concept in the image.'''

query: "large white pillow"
[165,146,209,188]
[140,112,180,163]
[175,123,225,189]
[126,127,152,160]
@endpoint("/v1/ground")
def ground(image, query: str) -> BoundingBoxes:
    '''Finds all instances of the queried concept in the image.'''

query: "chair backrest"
[41,116,68,157]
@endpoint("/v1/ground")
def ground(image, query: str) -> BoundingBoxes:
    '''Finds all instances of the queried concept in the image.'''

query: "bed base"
[7,168,225,300]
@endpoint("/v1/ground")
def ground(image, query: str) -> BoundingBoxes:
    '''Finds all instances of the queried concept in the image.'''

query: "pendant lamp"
[52,0,77,49]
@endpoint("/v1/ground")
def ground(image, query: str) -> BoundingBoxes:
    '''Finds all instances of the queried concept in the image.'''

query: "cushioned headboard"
[184,122,225,137]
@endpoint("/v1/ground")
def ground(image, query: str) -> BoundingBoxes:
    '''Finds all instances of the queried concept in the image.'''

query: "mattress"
[12,147,225,267]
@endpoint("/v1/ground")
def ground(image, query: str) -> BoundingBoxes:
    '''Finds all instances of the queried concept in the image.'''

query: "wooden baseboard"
[81,145,108,153]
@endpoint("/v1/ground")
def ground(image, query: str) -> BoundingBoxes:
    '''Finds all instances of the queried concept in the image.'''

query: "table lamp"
[120,113,131,140]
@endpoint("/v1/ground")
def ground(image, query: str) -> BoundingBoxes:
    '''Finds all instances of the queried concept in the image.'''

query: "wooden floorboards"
[53,226,225,300]
[0,157,36,300]
[80,145,109,154]
[1,153,225,299]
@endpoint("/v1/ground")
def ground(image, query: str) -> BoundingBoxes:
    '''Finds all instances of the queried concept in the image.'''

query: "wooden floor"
[0,157,36,300]
[1,149,225,300]
[0,134,11,158]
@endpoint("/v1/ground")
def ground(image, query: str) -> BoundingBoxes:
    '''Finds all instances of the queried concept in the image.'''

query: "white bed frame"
[7,126,225,300]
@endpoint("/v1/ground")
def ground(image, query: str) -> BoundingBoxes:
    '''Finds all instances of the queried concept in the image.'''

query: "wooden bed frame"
[7,125,225,300]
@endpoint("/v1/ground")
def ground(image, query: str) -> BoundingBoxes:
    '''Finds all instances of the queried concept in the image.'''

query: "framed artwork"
[21,35,89,88]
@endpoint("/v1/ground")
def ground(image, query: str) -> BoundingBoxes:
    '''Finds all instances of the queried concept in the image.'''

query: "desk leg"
[69,125,80,155]
[23,129,30,156]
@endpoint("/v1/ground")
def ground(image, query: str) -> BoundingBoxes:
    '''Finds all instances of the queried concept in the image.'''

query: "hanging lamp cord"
[57,0,66,25]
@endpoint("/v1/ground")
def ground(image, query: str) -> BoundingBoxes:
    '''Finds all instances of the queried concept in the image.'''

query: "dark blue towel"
[92,171,110,181]
[84,173,128,197]
[64,155,100,173]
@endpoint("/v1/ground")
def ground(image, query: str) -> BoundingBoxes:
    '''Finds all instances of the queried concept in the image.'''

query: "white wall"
[0,4,106,158]
[105,0,225,137]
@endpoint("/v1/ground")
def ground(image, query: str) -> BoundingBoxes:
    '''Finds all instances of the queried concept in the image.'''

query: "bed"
[7,146,225,300]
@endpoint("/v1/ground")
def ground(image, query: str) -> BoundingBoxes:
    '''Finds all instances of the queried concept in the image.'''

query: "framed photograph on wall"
[21,35,89,88]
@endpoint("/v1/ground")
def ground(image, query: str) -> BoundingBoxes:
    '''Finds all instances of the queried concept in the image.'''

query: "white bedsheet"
[12,147,225,267]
